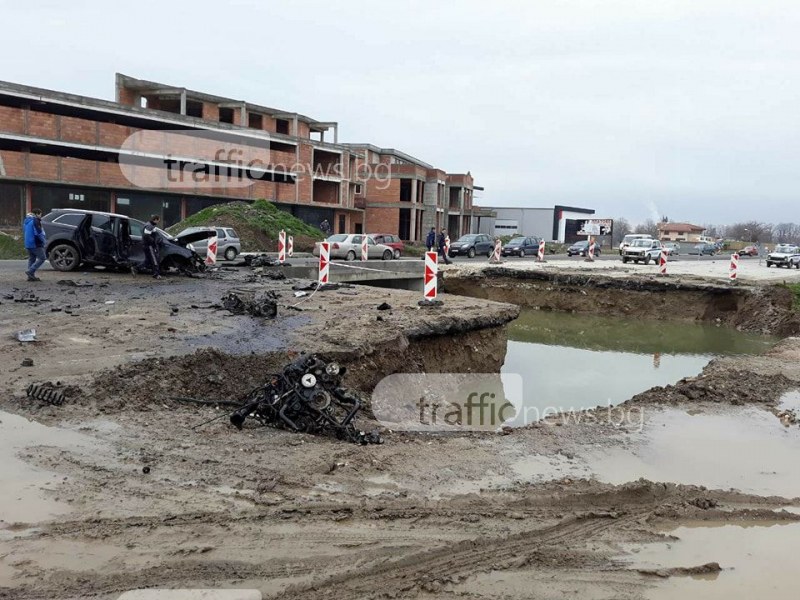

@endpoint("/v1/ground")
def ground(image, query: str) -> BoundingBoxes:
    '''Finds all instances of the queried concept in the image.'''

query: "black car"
[501,236,541,257]
[448,233,494,258]
[42,209,213,273]
[567,240,601,257]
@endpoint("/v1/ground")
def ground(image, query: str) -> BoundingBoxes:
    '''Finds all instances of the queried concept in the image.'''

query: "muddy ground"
[1,262,799,599]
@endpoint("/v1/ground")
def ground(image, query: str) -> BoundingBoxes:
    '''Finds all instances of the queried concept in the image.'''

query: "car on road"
[567,240,601,257]
[369,233,404,259]
[766,245,800,269]
[740,245,759,257]
[688,242,717,256]
[663,242,681,256]
[175,226,241,261]
[448,233,494,258]
[619,234,652,255]
[621,238,663,264]
[501,236,541,257]
[41,209,212,273]
[312,234,395,261]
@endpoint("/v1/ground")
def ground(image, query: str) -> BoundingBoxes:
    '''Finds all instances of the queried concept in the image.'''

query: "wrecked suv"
[42,209,214,273]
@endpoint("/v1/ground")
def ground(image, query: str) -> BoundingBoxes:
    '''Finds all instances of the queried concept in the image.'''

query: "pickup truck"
[621,238,665,264]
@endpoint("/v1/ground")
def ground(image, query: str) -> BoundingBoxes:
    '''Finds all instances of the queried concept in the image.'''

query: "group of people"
[22,209,164,281]
[425,227,453,265]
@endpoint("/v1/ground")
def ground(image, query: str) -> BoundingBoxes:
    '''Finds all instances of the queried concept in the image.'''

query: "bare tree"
[773,222,800,244]
[633,219,659,237]
[612,217,632,246]
[727,221,773,243]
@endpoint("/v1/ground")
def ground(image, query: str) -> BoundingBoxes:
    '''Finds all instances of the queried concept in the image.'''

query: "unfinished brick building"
[0,74,479,242]
[345,144,476,241]
[0,74,362,232]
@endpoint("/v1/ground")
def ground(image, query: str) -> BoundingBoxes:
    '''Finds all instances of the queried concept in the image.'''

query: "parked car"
[312,234,395,261]
[688,243,717,256]
[621,238,663,264]
[619,234,652,255]
[740,245,759,257]
[501,236,541,257]
[567,240,601,257]
[175,226,241,260]
[369,233,404,259]
[766,245,800,269]
[448,233,494,258]
[41,209,212,273]
[663,242,681,256]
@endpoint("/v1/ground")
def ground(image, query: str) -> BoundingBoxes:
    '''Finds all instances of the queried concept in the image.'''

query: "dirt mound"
[167,200,323,252]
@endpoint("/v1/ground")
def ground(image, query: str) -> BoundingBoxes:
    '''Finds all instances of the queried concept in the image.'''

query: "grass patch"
[784,283,800,310]
[0,232,27,259]
[167,200,325,252]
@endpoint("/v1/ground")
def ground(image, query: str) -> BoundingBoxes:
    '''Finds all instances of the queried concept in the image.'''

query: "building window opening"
[219,107,234,124]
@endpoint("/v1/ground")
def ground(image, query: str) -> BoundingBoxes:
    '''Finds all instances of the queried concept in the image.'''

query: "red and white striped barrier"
[205,235,218,265]
[729,252,739,281]
[424,251,438,300]
[537,239,545,262]
[318,241,330,285]
[587,240,596,260]
[278,230,286,263]
[489,238,502,263]
[445,235,450,256]
[287,235,294,258]
[361,235,369,261]
[659,248,668,275]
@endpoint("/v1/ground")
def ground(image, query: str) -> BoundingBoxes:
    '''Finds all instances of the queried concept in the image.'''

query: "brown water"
[619,520,800,599]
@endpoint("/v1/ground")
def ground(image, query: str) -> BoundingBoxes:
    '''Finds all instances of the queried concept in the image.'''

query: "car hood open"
[173,228,218,245]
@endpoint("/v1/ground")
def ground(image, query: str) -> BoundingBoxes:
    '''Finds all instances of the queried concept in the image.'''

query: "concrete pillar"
[180,89,187,115]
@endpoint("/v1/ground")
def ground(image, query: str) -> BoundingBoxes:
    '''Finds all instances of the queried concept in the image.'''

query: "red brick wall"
[60,116,97,145]
[28,110,57,138]
[0,150,27,177]
[0,105,24,134]
[365,206,399,235]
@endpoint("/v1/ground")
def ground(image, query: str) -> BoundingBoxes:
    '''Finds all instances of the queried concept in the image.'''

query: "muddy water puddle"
[582,406,800,497]
[503,310,775,421]
[619,520,800,599]
[0,411,108,525]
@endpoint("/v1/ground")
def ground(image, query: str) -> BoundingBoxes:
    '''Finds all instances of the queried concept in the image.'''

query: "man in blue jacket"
[23,208,47,282]
[425,227,436,252]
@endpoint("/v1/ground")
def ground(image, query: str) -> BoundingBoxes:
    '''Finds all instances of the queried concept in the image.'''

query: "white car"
[766,245,800,269]
[312,234,395,261]
[621,238,665,264]
[619,234,653,255]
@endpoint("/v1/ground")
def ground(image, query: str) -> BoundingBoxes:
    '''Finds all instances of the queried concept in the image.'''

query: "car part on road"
[222,289,278,318]
[16,328,37,342]
[26,382,65,406]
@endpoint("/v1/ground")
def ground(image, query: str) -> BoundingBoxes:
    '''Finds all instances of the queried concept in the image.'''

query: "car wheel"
[224,247,238,261]
[393,249,401,259]
[345,250,356,261]
[643,256,650,265]
[49,243,81,271]
[468,247,476,258]
[622,257,628,263]
[766,262,772,268]
[519,249,525,257]
[382,249,392,260]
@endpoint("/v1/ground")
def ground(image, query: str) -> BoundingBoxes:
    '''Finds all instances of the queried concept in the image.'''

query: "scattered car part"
[222,289,278,318]
[27,382,65,406]
[16,329,36,342]
[228,355,382,445]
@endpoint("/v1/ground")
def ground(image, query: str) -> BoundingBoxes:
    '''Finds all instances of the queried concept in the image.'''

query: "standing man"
[23,208,47,282]
[425,227,436,252]
[142,214,162,280]
[437,228,452,265]
[320,219,331,236]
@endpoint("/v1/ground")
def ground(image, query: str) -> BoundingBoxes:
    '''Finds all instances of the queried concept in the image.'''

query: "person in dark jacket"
[141,215,162,279]
[23,208,47,281]
[425,227,436,252]
[437,228,452,264]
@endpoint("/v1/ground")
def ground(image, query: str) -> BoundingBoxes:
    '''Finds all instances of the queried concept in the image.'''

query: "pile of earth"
[167,199,324,252]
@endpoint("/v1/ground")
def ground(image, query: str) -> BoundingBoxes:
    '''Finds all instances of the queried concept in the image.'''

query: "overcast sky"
[2,0,798,224]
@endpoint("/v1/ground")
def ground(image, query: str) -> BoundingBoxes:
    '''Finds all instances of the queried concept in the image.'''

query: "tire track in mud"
[278,511,643,599]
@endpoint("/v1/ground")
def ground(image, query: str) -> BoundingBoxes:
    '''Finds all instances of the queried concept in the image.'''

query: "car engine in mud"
[229,355,382,445]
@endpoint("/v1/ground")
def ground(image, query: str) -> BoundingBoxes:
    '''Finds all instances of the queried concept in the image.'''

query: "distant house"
[658,222,706,243]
